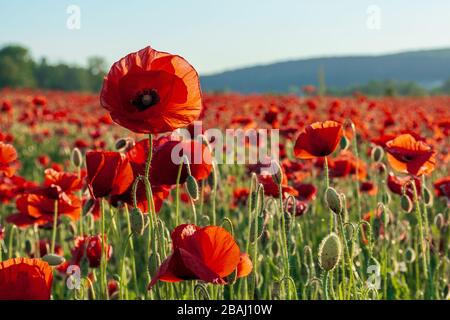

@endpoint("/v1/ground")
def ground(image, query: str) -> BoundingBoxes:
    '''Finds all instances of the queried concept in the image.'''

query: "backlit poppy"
[0,258,53,300]
[86,151,134,199]
[385,134,436,176]
[68,234,112,268]
[100,46,202,133]
[149,224,249,287]
[434,177,450,203]
[0,142,18,177]
[294,121,343,159]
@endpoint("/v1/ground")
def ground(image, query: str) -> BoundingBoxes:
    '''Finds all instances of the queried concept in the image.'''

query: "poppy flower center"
[131,89,160,111]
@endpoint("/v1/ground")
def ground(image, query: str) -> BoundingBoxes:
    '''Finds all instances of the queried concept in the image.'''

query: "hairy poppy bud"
[71,147,83,167]
[325,187,343,215]
[186,175,199,201]
[270,160,283,186]
[130,207,145,236]
[371,146,384,163]
[42,254,66,266]
[208,160,218,190]
[318,233,341,271]
[434,213,445,230]
[340,136,349,151]
[400,194,413,213]
[423,186,433,206]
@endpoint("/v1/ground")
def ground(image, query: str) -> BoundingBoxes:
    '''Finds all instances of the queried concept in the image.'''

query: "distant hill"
[200,48,450,93]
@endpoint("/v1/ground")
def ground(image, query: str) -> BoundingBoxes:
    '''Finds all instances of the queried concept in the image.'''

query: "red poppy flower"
[385,134,436,176]
[7,189,81,227]
[294,121,343,159]
[44,168,83,194]
[150,138,213,185]
[86,151,134,199]
[110,183,170,213]
[387,172,421,200]
[0,142,18,177]
[232,187,250,208]
[258,174,298,199]
[100,46,202,133]
[149,224,250,287]
[236,253,253,278]
[360,181,378,196]
[434,177,450,202]
[0,258,53,300]
[293,183,317,201]
[0,175,36,204]
[69,234,112,268]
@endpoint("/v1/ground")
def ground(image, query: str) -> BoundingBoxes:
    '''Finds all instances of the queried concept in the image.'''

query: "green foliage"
[0,44,105,92]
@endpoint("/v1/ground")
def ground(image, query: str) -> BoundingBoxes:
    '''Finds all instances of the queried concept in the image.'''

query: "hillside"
[200,48,450,93]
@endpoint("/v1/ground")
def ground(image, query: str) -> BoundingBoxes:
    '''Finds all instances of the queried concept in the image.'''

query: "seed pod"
[423,187,433,206]
[318,233,341,271]
[270,160,283,186]
[130,207,145,236]
[340,136,350,151]
[325,187,343,215]
[404,247,416,263]
[42,254,66,266]
[400,194,413,213]
[186,175,199,201]
[115,138,129,151]
[381,192,391,205]
[371,146,384,163]
[71,147,83,167]
[434,213,445,230]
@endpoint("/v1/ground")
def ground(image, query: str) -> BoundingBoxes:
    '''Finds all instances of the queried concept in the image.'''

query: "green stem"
[324,157,333,232]
[50,200,58,253]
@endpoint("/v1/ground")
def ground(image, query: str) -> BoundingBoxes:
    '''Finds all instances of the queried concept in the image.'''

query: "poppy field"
[0,46,450,301]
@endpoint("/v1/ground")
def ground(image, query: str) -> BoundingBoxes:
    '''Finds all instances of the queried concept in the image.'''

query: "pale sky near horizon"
[1,0,450,75]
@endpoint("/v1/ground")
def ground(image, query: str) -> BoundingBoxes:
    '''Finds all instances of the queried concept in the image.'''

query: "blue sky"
[1,0,450,75]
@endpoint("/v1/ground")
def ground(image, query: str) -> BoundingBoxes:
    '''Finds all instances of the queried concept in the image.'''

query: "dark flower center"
[131,89,160,111]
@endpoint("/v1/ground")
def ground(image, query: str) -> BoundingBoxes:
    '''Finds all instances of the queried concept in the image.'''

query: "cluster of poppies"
[0,44,449,300]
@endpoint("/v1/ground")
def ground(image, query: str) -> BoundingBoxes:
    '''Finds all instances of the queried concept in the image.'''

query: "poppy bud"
[71,147,83,168]
[434,213,445,230]
[115,138,128,151]
[130,207,145,236]
[186,175,199,201]
[381,192,391,205]
[371,146,384,163]
[400,194,413,213]
[318,233,341,271]
[208,161,218,190]
[42,254,66,266]
[325,187,343,215]
[423,186,433,206]
[269,160,283,186]
[404,247,416,263]
[340,136,349,151]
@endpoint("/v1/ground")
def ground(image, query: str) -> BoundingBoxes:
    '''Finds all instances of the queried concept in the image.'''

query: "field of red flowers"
[0,47,449,300]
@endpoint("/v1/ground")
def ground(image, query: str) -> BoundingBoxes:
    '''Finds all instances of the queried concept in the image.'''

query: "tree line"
[0,45,106,92]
